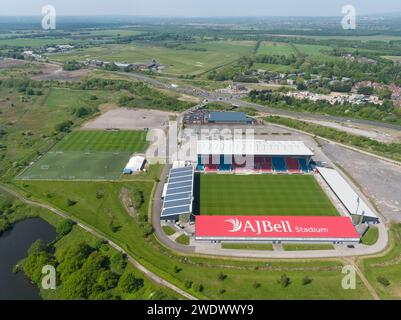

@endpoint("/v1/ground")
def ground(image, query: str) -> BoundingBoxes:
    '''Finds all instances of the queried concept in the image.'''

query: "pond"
[0,218,57,300]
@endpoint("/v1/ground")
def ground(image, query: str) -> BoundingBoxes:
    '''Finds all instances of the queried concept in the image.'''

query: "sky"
[0,0,400,17]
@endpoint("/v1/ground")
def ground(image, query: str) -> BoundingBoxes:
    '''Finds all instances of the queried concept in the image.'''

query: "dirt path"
[119,187,136,218]
[0,184,197,300]
[344,257,380,300]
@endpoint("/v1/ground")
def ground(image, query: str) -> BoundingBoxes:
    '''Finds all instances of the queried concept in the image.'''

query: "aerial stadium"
[160,138,378,245]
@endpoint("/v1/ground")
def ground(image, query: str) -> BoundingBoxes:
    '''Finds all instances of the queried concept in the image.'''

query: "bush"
[377,276,390,287]
[66,199,77,207]
[56,219,75,237]
[118,271,144,293]
[184,280,193,289]
[63,60,83,71]
[302,276,313,286]
[27,239,48,256]
[279,274,291,288]
[192,283,204,293]
[97,270,120,290]
[110,252,127,275]
[55,120,73,133]
[0,218,11,235]
[217,272,227,281]
[96,190,105,199]
[253,281,261,289]
[173,265,182,273]
[73,106,95,118]
[141,223,154,238]
[131,189,144,209]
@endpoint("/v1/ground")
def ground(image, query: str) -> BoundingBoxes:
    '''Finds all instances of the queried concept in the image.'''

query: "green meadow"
[51,41,256,76]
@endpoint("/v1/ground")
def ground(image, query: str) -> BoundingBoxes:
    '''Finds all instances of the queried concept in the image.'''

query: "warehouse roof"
[208,111,249,123]
[197,140,314,156]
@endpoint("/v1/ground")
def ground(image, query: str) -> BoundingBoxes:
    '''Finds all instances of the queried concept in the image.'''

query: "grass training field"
[52,130,148,152]
[17,151,131,180]
[197,174,339,216]
[17,130,148,180]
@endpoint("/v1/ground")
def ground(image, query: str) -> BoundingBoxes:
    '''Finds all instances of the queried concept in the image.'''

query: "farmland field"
[50,41,256,75]
[17,130,148,180]
[196,174,338,216]
[253,63,295,73]
[293,44,334,56]
[256,41,295,56]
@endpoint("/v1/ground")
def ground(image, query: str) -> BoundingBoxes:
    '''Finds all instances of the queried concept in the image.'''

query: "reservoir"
[0,218,57,300]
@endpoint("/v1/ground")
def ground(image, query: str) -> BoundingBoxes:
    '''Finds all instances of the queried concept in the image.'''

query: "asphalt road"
[120,71,401,131]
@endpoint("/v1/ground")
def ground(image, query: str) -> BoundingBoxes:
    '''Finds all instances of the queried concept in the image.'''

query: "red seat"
[285,157,301,173]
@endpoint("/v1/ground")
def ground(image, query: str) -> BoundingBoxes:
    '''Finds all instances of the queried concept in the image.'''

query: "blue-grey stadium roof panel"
[170,166,193,174]
[168,181,193,190]
[164,192,192,203]
[169,171,193,179]
[161,166,194,218]
[166,186,192,196]
[163,199,193,209]
[161,205,191,217]
[168,175,193,184]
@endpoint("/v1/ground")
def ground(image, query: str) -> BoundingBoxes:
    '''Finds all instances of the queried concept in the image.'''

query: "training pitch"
[196,174,339,216]
[52,130,148,152]
[17,130,148,180]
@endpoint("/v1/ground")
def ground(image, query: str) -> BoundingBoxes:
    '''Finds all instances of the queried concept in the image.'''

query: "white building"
[123,156,145,174]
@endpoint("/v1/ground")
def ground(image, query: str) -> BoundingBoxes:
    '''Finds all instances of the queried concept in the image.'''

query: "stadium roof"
[197,140,314,156]
[317,167,378,220]
[161,166,194,218]
[208,111,250,123]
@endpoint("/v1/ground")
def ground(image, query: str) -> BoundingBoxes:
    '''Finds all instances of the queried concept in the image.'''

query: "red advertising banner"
[195,216,360,240]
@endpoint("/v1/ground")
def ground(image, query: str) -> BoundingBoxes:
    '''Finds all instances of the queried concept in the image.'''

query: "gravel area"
[83,108,176,130]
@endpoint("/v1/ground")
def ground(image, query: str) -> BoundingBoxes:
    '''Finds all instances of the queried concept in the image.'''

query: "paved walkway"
[192,222,388,259]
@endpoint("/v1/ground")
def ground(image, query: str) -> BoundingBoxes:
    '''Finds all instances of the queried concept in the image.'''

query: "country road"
[0,184,197,301]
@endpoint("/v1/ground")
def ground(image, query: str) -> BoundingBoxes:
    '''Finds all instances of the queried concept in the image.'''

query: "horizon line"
[0,13,399,18]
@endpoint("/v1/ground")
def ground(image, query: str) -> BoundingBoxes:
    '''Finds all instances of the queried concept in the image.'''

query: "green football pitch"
[52,130,148,152]
[197,174,339,216]
[17,130,148,180]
